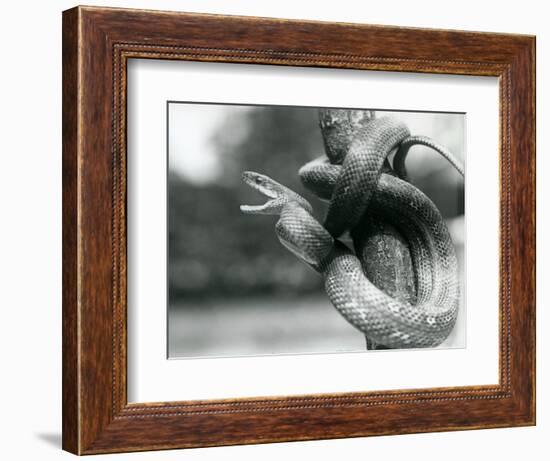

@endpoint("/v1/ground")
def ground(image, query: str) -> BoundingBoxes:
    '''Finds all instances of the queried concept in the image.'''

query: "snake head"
[240,171,312,215]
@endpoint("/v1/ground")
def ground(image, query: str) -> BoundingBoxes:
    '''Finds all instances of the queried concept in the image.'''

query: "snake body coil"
[241,111,463,349]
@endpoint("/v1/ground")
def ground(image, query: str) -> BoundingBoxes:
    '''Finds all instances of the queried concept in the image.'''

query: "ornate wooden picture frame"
[62,5,535,455]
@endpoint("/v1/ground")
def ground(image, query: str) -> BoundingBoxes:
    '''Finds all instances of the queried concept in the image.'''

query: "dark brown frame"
[62,5,536,455]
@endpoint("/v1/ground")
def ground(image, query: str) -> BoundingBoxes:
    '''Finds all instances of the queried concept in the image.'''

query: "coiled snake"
[241,109,464,349]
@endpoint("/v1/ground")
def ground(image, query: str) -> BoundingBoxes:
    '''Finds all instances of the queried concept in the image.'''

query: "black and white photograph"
[167,103,465,358]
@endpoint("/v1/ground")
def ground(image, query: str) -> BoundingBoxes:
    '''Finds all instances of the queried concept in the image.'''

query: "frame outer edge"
[522,36,536,425]
[62,6,81,455]
[531,36,537,425]
[498,37,535,424]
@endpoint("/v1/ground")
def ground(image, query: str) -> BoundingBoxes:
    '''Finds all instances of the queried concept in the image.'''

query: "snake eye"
[255,177,263,185]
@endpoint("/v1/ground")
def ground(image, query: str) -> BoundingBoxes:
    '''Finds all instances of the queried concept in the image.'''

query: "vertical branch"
[318,108,416,350]
[352,216,416,350]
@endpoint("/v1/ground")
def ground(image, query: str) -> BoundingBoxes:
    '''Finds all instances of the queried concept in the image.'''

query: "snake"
[240,110,464,349]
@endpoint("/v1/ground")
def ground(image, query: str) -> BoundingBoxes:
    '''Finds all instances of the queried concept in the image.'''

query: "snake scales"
[241,109,464,349]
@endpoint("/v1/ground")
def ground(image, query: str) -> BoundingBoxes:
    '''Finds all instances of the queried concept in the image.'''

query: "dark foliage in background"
[168,107,327,302]
[168,106,463,302]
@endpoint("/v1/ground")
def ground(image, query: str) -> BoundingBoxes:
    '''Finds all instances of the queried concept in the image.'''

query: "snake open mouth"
[240,171,280,214]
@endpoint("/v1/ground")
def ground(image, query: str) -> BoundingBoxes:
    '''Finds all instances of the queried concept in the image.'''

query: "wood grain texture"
[61,7,79,454]
[62,5,536,455]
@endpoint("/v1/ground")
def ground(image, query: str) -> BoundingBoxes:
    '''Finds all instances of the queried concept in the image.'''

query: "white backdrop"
[0,1,546,460]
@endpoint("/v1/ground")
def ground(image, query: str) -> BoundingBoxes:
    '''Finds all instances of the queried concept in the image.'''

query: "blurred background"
[167,103,465,358]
